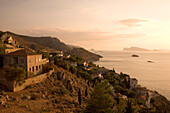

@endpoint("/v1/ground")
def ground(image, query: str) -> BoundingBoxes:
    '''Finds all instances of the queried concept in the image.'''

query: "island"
[131,54,139,57]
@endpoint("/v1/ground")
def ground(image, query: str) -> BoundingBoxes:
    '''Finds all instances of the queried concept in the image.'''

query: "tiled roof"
[5,49,40,56]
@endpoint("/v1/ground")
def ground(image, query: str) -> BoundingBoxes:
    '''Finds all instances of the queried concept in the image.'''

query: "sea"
[94,51,170,100]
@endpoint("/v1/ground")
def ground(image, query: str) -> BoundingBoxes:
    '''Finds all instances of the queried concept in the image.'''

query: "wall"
[0,69,54,92]
[27,54,42,76]
[0,78,15,91]
[14,69,54,92]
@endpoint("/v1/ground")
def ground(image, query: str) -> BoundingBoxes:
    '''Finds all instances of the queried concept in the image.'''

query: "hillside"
[0,65,93,113]
[2,31,102,61]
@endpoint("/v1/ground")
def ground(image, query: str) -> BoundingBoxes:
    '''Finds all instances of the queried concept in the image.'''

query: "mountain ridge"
[1,31,102,61]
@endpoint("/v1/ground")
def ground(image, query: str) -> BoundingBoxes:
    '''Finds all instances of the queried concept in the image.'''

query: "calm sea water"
[95,51,170,100]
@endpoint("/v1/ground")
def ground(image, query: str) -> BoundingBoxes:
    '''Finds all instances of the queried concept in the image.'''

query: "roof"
[130,78,138,81]
[5,49,41,56]
[135,87,146,90]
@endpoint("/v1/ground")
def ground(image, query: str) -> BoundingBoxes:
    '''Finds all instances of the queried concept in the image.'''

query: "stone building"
[1,33,19,47]
[130,78,138,89]
[3,49,42,77]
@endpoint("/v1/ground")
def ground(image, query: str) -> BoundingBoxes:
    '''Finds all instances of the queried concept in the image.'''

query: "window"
[21,59,24,63]
[13,57,18,64]
[36,66,38,71]
[29,67,31,71]
[39,65,41,69]
[32,66,34,72]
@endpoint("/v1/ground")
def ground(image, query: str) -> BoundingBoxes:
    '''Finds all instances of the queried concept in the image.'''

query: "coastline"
[94,53,170,102]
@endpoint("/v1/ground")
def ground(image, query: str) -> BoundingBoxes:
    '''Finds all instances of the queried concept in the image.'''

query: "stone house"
[1,34,19,47]
[130,78,138,89]
[3,49,43,77]
[135,86,146,95]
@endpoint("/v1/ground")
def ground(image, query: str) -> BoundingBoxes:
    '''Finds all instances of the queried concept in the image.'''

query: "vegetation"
[85,81,114,113]
[42,63,53,73]
[0,65,26,83]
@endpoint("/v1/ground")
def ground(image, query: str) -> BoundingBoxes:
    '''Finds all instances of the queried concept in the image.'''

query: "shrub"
[2,65,26,83]
[42,63,53,73]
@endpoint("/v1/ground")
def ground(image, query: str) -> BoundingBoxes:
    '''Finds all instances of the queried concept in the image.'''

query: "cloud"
[117,18,148,27]
[27,27,145,43]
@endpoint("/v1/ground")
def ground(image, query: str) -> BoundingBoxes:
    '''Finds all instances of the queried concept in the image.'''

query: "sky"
[1,0,170,50]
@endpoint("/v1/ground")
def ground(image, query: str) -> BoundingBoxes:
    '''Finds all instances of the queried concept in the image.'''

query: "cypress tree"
[78,88,81,105]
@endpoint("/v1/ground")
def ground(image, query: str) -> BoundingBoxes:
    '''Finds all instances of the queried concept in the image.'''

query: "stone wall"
[0,69,54,92]
[0,78,15,91]
[14,69,54,92]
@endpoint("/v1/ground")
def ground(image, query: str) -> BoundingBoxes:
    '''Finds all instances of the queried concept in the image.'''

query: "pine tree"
[85,80,114,113]
[78,88,81,105]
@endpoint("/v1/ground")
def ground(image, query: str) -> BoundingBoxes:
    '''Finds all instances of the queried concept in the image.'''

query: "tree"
[3,66,26,83]
[85,80,114,113]
[85,86,88,97]
[78,88,81,105]
[0,47,5,54]
[115,98,127,113]
[62,62,70,71]
[69,65,77,74]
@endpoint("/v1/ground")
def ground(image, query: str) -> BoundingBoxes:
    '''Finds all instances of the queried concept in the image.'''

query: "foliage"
[78,70,91,81]
[126,98,140,113]
[69,65,77,74]
[88,62,96,67]
[62,62,70,71]
[42,63,53,73]
[85,80,114,113]
[114,98,127,113]
[0,65,26,83]
[60,87,70,95]
[42,52,50,59]
[85,86,88,97]
[0,46,5,54]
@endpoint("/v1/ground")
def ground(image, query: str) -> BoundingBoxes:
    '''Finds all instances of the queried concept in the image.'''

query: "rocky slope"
[1,31,102,61]
[0,66,93,113]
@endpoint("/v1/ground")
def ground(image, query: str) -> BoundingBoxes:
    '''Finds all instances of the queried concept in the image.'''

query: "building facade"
[3,49,42,77]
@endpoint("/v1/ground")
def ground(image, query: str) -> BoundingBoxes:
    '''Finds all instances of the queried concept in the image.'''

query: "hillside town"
[0,33,169,112]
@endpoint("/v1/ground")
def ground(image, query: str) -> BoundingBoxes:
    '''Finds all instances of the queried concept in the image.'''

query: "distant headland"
[123,47,160,51]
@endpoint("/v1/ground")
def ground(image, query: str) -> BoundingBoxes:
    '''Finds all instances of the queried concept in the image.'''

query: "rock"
[42,95,46,99]
[148,61,154,63]
[21,95,31,100]
[0,96,6,105]
[131,54,139,57]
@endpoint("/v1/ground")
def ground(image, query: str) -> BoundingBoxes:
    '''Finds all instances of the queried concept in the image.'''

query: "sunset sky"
[1,0,170,50]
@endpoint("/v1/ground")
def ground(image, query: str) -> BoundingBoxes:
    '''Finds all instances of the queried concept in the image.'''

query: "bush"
[60,87,70,95]
[2,65,26,83]
[69,65,77,74]
[42,63,53,73]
